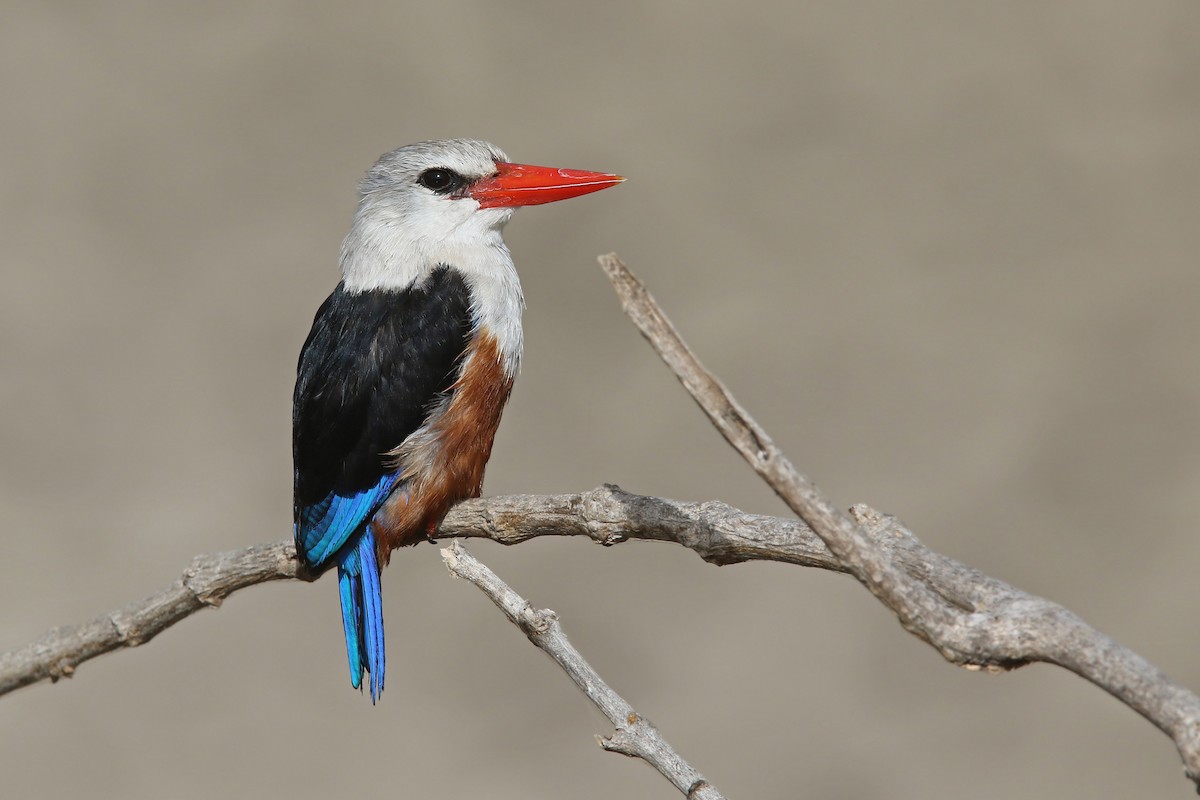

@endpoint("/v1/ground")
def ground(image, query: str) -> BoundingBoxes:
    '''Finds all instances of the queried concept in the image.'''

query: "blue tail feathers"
[336,528,386,702]
[295,475,399,702]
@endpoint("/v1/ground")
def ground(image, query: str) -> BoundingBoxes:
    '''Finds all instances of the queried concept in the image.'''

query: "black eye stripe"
[417,168,466,195]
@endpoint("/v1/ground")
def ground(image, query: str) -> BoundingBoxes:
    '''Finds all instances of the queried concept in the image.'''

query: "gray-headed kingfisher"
[293,139,623,701]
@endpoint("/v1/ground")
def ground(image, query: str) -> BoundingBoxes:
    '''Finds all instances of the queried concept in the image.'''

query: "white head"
[339,138,622,294]
[341,139,514,293]
[338,138,623,376]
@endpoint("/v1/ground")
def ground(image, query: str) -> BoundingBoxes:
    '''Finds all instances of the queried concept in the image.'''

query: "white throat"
[339,199,525,377]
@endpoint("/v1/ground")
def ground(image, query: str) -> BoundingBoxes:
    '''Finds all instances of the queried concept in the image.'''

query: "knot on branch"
[48,658,76,682]
[581,484,630,546]
[183,564,225,608]
[519,605,556,637]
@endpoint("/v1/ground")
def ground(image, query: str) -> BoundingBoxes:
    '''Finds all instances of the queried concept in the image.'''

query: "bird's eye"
[417,168,461,194]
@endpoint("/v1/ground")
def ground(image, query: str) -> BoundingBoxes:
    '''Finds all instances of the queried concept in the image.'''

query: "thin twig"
[442,541,726,800]
[597,251,1200,789]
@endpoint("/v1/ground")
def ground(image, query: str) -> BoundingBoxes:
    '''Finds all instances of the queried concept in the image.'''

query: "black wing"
[292,268,473,562]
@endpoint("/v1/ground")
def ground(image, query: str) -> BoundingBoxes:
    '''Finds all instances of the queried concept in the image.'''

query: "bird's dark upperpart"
[292,139,623,702]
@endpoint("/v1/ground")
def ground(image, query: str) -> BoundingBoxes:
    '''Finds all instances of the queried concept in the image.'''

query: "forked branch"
[0,488,840,698]
[1,252,1196,794]
[598,252,1200,789]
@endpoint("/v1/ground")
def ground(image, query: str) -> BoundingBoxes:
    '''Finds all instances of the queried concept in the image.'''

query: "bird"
[292,139,623,702]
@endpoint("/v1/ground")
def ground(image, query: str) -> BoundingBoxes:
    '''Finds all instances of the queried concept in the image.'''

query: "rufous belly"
[372,330,514,562]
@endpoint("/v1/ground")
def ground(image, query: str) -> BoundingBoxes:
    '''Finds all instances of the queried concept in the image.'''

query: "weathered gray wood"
[443,541,726,800]
[3,252,1197,794]
[599,251,1200,790]
[0,541,298,695]
[0,486,839,699]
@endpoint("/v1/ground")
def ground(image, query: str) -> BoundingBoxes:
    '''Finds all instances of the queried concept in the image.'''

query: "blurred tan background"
[2,2,1199,798]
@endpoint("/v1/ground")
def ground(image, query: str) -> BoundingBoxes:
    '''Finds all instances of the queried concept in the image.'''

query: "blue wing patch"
[295,474,400,569]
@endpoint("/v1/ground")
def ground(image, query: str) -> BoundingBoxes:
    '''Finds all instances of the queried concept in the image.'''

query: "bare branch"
[597,252,1200,789]
[0,541,299,697]
[3,253,1197,790]
[0,486,840,699]
[440,485,841,570]
[442,540,726,800]
[5,479,1199,794]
